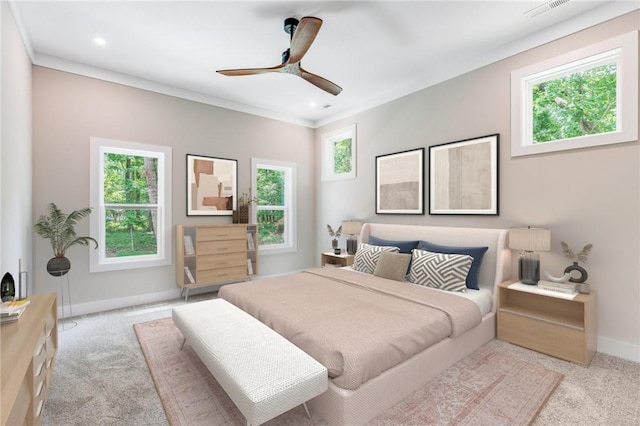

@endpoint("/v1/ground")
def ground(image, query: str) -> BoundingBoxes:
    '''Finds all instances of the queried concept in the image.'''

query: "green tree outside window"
[333,138,352,174]
[103,153,158,257]
[532,63,617,144]
[256,168,286,245]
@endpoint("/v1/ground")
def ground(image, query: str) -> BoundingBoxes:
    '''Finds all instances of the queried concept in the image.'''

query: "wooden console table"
[1,293,58,425]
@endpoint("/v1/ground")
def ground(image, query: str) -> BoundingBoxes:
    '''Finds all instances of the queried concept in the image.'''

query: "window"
[90,137,172,272]
[321,124,356,181]
[251,158,296,254]
[511,31,637,157]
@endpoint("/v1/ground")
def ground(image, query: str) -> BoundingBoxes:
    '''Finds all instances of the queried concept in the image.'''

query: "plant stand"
[52,270,77,331]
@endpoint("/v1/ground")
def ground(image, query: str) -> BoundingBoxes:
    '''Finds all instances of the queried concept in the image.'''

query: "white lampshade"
[341,220,363,236]
[509,227,551,252]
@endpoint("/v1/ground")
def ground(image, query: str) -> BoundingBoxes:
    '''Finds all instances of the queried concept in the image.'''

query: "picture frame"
[375,148,425,215]
[429,134,499,215]
[321,124,357,181]
[186,154,237,216]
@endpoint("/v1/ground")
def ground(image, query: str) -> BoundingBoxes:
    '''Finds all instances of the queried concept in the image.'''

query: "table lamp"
[509,226,551,285]
[341,220,363,255]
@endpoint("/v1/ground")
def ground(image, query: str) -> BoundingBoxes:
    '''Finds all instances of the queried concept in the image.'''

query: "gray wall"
[32,67,316,313]
[315,12,640,361]
[1,2,33,293]
[12,5,640,361]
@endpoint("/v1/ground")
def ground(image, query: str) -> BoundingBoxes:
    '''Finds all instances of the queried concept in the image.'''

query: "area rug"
[134,317,562,425]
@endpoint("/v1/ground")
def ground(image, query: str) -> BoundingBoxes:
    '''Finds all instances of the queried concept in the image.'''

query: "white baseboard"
[59,288,182,318]
[598,336,640,363]
[58,270,304,318]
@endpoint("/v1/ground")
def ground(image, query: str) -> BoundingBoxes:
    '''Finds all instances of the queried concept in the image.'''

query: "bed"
[218,223,510,425]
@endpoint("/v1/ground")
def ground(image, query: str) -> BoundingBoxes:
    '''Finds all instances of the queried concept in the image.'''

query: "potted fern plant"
[34,203,98,276]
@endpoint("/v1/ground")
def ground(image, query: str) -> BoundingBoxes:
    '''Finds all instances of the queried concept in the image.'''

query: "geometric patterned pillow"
[408,249,473,292]
[416,240,488,290]
[352,243,400,274]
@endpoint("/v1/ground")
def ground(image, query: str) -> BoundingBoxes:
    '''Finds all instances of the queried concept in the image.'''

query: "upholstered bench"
[172,298,328,426]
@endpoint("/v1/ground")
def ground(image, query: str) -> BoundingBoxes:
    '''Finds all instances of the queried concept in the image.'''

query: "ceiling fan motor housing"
[284,17,299,36]
[281,48,290,64]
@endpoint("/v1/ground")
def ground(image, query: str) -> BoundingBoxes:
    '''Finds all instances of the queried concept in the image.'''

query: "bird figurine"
[327,224,342,250]
[326,224,342,238]
[561,241,593,263]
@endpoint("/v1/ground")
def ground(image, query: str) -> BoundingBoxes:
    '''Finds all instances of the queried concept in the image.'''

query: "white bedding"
[342,266,493,315]
[423,286,493,316]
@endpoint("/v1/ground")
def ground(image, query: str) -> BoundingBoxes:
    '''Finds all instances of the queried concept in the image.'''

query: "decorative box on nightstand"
[497,279,597,366]
[320,252,354,268]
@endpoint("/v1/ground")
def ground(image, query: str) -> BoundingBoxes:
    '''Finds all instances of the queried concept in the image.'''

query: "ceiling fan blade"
[217,64,285,76]
[288,17,322,63]
[300,67,342,96]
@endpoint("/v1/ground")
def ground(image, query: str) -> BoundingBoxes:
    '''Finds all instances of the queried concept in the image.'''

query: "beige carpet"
[134,317,562,426]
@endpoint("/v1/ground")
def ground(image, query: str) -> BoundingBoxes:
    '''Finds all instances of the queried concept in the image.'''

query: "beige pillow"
[374,251,412,281]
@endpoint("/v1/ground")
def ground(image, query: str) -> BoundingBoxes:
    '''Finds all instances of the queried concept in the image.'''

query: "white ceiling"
[9,0,639,127]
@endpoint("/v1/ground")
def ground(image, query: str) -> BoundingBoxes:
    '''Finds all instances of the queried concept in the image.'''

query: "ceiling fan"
[216,17,342,96]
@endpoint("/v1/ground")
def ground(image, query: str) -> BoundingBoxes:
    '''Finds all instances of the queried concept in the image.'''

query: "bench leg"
[302,402,312,420]
[180,338,186,351]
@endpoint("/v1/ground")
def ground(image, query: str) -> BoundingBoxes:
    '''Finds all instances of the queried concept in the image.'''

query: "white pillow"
[408,249,472,292]
[352,243,400,274]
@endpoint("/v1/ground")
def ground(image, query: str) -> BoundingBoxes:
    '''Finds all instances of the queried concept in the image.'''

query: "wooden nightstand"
[320,251,354,268]
[497,279,597,366]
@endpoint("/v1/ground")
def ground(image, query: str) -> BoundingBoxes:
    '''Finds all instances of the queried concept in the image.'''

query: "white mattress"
[341,266,493,316]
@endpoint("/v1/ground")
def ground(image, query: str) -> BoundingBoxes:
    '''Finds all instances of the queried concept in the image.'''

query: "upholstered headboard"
[360,223,511,297]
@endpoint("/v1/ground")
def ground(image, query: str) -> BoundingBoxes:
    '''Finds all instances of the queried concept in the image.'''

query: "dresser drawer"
[198,266,247,283]
[198,252,247,270]
[198,239,246,255]
[198,226,247,241]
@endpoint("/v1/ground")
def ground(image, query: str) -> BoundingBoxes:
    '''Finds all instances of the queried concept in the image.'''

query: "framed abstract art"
[428,134,499,215]
[186,154,237,216]
[375,148,425,215]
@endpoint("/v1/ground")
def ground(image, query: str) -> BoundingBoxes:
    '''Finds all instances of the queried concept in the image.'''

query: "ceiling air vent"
[524,0,571,18]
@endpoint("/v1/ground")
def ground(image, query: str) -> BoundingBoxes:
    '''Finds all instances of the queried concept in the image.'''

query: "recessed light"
[94,37,106,46]
[310,102,317,108]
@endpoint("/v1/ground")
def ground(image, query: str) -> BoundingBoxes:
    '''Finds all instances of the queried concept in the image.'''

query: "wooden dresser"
[176,224,258,300]
[1,293,58,426]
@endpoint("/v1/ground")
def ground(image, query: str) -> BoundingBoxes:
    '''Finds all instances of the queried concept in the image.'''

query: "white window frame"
[251,158,296,255]
[511,31,638,157]
[321,124,357,181]
[89,137,172,272]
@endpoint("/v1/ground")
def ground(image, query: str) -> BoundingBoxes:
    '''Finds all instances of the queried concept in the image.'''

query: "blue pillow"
[416,240,488,290]
[368,236,419,254]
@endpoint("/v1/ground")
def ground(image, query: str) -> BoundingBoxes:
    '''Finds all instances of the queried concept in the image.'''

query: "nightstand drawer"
[498,310,586,363]
[320,252,354,267]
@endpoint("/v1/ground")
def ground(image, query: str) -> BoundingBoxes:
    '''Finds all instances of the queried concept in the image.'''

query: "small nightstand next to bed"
[497,279,597,366]
[320,251,354,267]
